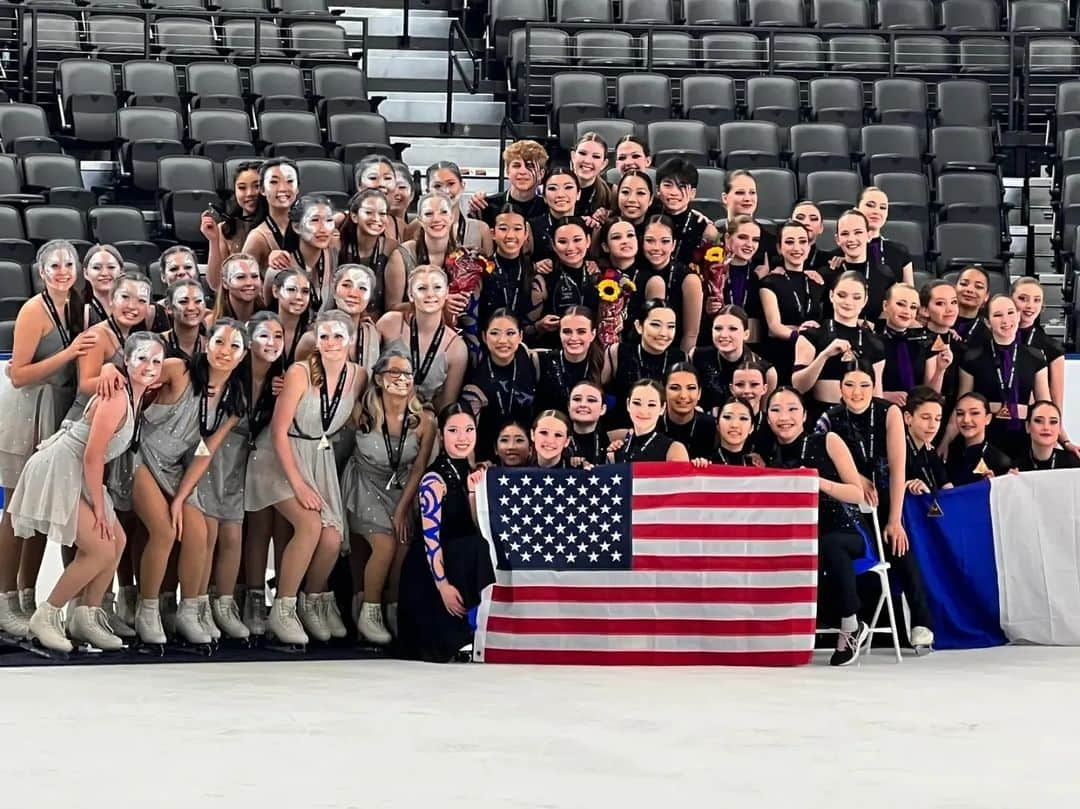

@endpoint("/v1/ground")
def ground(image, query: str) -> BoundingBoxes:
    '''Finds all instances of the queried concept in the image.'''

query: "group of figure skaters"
[0,135,1073,667]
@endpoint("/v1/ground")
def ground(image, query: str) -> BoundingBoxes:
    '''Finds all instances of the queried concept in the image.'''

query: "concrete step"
[397,136,502,173]
[365,49,476,81]
[335,7,453,39]
[379,92,504,125]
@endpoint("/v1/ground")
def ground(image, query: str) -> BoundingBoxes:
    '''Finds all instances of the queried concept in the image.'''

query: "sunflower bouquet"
[595,268,636,348]
[689,241,728,307]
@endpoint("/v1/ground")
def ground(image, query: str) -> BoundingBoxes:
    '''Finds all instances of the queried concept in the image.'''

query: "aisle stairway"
[337,1,513,194]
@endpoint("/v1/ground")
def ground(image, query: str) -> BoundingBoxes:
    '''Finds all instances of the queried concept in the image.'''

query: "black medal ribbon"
[320,365,349,435]
[487,355,518,417]
[88,296,108,324]
[411,321,445,388]
[381,408,409,486]
[199,387,227,438]
[126,383,144,452]
[41,292,71,348]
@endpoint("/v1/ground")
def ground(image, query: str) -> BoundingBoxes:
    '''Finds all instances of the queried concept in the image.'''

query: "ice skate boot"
[102,591,136,638]
[0,591,30,642]
[267,596,308,652]
[135,598,167,655]
[175,598,213,654]
[317,593,347,639]
[385,602,398,637]
[212,595,251,641]
[299,592,331,642]
[18,588,36,621]
[27,603,73,656]
[197,595,221,643]
[159,591,178,638]
[116,585,138,629]
[243,589,268,638]
[351,591,364,627]
[69,606,124,652]
[357,602,392,646]
[910,626,934,655]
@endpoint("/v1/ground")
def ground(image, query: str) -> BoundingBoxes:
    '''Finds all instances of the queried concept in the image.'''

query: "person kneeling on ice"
[9,333,166,654]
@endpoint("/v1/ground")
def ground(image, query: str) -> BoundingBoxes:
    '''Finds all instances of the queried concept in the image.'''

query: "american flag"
[475,462,820,666]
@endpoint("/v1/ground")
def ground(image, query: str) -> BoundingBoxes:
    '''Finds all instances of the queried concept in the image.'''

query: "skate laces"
[94,608,115,636]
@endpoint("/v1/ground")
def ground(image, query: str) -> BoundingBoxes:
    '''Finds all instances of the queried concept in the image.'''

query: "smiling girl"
[11,332,166,653]
[659,363,717,458]
[1015,401,1080,471]
[337,189,397,317]
[692,306,776,415]
[0,241,93,638]
[608,378,690,462]
[385,191,458,307]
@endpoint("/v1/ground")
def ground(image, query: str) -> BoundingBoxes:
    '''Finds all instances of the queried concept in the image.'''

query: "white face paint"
[263,165,299,208]
[163,253,198,285]
[127,340,165,387]
[360,163,395,194]
[226,260,259,286]
[298,204,335,246]
[208,325,247,367]
[171,284,205,310]
[112,280,152,324]
[316,320,353,355]
[278,274,312,304]
[409,272,448,312]
[251,321,284,363]
[40,248,78,288]
[334,268,373,314]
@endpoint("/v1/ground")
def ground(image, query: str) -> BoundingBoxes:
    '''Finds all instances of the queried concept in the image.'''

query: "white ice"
[0,645,1076,807]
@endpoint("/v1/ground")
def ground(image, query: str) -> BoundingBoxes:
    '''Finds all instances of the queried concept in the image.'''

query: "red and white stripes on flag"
[475,462,820,666]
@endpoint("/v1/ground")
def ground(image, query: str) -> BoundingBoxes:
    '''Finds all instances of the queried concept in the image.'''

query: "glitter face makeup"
[250,320,284,363]
[126,338,165,386]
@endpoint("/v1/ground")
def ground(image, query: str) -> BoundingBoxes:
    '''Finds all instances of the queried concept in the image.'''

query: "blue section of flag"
[486,465,634,571]
[903,481,1008,650]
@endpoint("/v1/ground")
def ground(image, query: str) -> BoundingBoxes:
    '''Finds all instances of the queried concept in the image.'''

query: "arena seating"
[0,0,1076,352]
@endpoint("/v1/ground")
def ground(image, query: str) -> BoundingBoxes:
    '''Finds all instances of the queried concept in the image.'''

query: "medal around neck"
[995,405,1011,419]
[927,498,943,518]
[195,439,211,457]
[973,457,991,476]
[319,433,331,450]
[931,334,947,352]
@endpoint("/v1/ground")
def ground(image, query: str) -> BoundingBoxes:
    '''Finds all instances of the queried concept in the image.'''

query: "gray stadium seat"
[326,112,395,162]
[250,64,308,114]
[116,107,186,191]
[258,111,325,159]
[186,62,245,111]
[718,121,781,169]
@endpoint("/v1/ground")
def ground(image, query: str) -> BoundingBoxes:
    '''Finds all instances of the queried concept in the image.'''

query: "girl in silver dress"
[341,345,435,644]
[130,319,249,647]
[0,241,95,638]
[238,313,287,637]
[376,264,468,411]
[10,333,165,653]
[249,310,366,647]
[298,264,380,371]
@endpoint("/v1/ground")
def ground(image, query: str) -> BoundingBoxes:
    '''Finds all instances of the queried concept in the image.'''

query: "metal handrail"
[444,17,481,135]
[497,114,522,192]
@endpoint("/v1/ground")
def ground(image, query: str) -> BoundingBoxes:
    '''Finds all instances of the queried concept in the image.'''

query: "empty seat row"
[511,29,1023,78]
[20,0,336,14]
[491,0,1008,42]
[550,72,998,146]
[24,14,351,61]
[50,58,372,144]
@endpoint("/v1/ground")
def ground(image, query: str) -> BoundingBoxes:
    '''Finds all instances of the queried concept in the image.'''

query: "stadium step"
[335,6,453,39]
[380,91,503,126]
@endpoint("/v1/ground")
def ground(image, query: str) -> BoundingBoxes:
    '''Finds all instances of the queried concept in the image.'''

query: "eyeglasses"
[382,369,414,379]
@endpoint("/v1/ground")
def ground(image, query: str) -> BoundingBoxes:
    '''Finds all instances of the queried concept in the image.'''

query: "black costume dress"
[611,428,676,462]
[397,454,495,663]
[659,411,717,458]
[608,343,688,427]
[467,347,537,462]
[945,438,1012,486]
[533,350,591,414]
[960,338,1047,460]
[1014,448,1080,472]
[759,269,824,385]
[693,346,770,414]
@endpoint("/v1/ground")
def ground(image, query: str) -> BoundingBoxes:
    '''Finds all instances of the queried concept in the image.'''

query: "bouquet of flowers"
[595,268,636,348]
[444,248,495,298]
[689,241,727,307]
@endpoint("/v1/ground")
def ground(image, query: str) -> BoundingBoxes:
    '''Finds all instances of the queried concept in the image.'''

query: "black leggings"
[819,528,864,619]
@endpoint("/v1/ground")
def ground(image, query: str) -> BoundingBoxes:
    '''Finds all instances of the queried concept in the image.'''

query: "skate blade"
[133,640,168,657]
[913,645,933,656]
[265,637,307,654]
[172,641,216,657]
[22,639,73,661]
[0,629,29,649]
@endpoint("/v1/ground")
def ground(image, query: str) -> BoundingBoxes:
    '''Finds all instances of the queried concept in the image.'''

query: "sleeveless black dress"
[611,429,675,463]
[397,454,495,663]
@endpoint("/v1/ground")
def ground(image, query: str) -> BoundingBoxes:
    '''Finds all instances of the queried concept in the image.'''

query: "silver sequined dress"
[340,425,420,536]
[133,383,201,499]
[8,396,134,546]
[0,328,76,487]
[244,363,358,533]
[197,417,249,523]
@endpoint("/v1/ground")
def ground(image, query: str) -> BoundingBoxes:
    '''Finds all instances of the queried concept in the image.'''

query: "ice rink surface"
[0,645,1076,808]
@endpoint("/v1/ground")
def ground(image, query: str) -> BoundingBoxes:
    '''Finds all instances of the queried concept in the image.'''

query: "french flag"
[904,470,1080,649]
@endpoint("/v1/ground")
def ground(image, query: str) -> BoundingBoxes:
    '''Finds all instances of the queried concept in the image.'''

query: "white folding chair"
[855,502,903,663]
[816,502,903,663]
